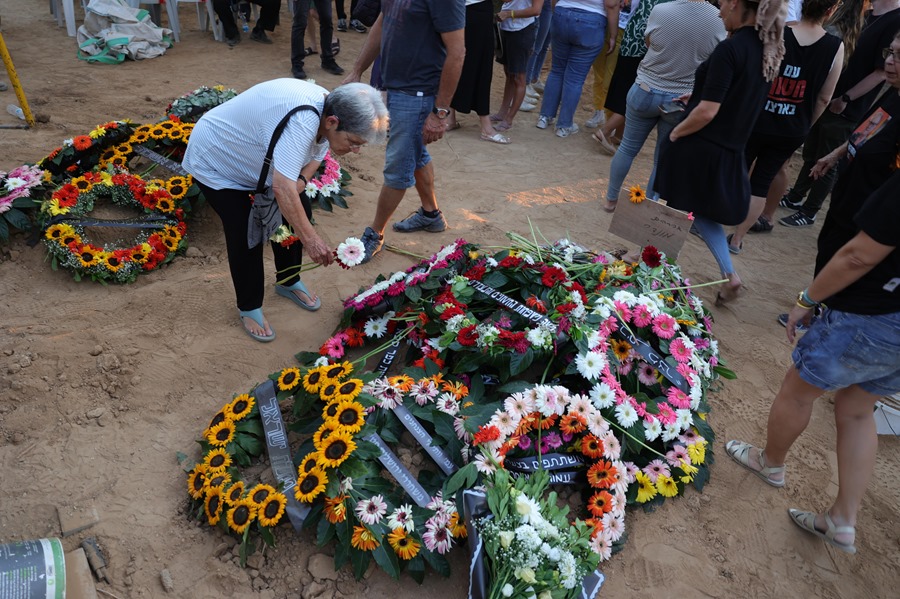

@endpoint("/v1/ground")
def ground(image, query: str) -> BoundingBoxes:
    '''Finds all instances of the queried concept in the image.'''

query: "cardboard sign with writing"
[608,192,692,258]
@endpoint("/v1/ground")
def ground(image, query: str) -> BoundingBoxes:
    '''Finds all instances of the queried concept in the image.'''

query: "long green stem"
[653,278,728,294]
[384,244,426,260]
[275,262,320,285]
[353,326,413,367]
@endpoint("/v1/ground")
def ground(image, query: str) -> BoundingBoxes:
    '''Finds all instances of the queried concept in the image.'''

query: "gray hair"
[324,83,389,145]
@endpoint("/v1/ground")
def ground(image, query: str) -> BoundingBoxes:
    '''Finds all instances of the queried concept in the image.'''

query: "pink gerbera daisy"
[631,304,653,328]
[652,314,678,339]
[666,387,691,409]
[666,445,691,468]
[637,363,657,386]
[642,459,671,483]
[668,337,693,362]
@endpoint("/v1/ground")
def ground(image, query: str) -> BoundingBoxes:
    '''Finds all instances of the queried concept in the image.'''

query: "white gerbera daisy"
[575,351,605,380]
[644,419,662,441]
[615,402,639,428]
[589,382,616,409]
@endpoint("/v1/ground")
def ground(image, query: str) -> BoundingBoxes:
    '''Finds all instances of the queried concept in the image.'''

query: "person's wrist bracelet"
[511,10,515,18]
[298,174,308,186]
[796,289,819,309]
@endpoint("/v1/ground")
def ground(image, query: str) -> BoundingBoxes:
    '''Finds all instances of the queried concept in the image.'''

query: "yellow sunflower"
[45,223,75,242]
[294,468,328,503]
[611,339,632,362]
[225,481,246,504]
[326,401,365,434]
[449,512,467,539]
[102,253,126,273]
[388,528,420,560]
[187,465,207,500]
[204,471,232,492]
[156,197,175,213]
[319,381,340,403]
[312,422,339,451]
[297,453,319,476]
[70,176,93,193]
[165,178,187,200]
[248,484,277,508]
[163,224,182,241]
[181,123,195,138]
[322,361,353,382]
[276,367,302,392]
[257,493,287,527]
[77,246,102,268]
[109,153,128,168]
[629,185,646,203]
[130,129,151,144]
[302,367,325,393]
[225,394,255,421]
[226,498,257,534]
[167,127,185,141]
[130,243,153,264]
[148,125,168,140]
[204,486,224,525]
[351,525,380,552]
[333,379,363,402]
[317,430,356,469]
[207,419,236,447]
[162,236,179,251]
[203,448,232,472]
[158,120,177,131]
[114,143,133,155]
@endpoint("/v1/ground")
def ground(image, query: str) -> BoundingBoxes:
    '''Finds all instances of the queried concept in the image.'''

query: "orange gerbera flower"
[350,525,380,551]
[388,374,414,392]
[324,495,348,524]
[72,136,93,151]
[559,413,587,435]
[587,490,614,517]
[442,380,469,400]
[514,414,537,436]
[581,434,605,459]
[586,460,618,490]
[537,414,557,430]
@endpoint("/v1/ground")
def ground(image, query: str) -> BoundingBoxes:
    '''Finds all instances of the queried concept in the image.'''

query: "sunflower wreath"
[186,361,470,579]
[40,171,187,283]
[97,119,203,215]
[38,121,136,185]
[164,85,238,123]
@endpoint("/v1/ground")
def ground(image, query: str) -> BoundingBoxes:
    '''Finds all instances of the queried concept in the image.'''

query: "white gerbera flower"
[644,419,662,441]
[335,237,366,267]
[676,408,694,431]
[615,402,639,428]
[387,504,415,532]
[575,351,605,380]
[363,315,389,338]
[589,382,616,409]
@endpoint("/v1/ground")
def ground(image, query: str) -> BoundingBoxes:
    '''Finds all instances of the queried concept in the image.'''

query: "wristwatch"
[432,106,450,119]
[840,93,851,103]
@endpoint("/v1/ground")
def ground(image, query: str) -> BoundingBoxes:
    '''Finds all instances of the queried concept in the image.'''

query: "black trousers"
[212,0,281,39]
[198,182,311,311]
[334,0,358,20]
[292,0,336,71]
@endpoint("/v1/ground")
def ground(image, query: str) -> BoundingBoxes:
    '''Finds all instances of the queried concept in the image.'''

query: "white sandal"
[788,509,857,554]
[725,440,785,488]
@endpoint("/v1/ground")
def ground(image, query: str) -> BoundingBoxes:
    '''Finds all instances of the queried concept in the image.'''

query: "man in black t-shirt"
[342,0,466,263]
[779,0,900,227]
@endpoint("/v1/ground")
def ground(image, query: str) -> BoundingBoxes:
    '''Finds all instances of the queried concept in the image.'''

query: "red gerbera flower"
[72,136,93,151]
[440,305,465,321]
[525,295,547,314]
[463,265,486,280]
[541,266,567,288]
[498,255,522,268]
[344,328,365,348]
[473,425,501,446]
[456,325,478,347]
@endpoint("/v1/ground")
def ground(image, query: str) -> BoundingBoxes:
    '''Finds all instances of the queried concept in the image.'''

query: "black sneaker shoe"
[779,211,816,227]
[393,208,447,233]
[779,195,803,210]
[360,227,383,264]
[337,18,348,32]
[250,29,272,44]
[350,19,368,33]
[226,34,241,47]
[321,59,345,76]
[292,68,308,80]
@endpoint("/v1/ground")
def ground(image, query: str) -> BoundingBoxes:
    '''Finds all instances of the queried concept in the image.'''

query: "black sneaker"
[292,68,308,80]
[226,34,241,47]
[360,227,383,264]
[779,211,816,227]
[350,19,368,33]
[321,59,345,76]
[779,195,803,210]
[250,29,272,44]
[393,208,447,233]
[337,18,348,32]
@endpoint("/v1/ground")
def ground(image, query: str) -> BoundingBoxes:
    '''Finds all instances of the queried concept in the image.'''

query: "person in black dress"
[655,0,784,303]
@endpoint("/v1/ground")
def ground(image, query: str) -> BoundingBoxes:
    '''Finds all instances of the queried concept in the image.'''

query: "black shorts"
[745,131,805,197]
[498,23,536,75]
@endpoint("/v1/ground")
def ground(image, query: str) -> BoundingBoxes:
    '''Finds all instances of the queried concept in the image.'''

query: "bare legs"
[492,70,527,130]
[747,367,879,546]
[446,109,501,138]
[371,162,438,235]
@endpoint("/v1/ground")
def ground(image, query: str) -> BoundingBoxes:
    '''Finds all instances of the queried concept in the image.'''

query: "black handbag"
[247,104,319,248]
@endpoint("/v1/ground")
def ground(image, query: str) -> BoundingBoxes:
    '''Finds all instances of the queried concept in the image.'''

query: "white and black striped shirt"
[183,79,330,191]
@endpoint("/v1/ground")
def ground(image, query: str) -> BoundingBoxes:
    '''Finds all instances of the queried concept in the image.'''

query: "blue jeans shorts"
[792,308,900,395]
[384,91,433,189]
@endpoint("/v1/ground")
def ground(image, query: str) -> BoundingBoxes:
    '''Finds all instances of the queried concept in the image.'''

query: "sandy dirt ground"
[1,3,898,599]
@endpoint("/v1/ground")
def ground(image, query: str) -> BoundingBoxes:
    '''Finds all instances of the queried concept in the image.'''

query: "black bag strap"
[255,104,320,194]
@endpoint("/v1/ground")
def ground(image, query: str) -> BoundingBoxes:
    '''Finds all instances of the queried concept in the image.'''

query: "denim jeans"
[691,215,734,277]
[525,1,553,84]
[539,7,606,129]
[383,91,433,189]
[607,83,676,201]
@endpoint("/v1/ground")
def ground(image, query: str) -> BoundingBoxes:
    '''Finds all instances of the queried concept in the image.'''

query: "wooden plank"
[607,190,692,258]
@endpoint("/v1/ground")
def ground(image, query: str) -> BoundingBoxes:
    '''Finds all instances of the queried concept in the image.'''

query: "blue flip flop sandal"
[238,308,276,342]
[275,280,321,311]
